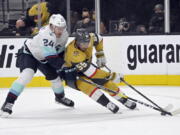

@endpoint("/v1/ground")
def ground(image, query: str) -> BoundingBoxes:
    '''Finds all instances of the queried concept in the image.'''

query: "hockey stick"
[104,65,173,114]
[77,76,173,116]
[120,78,176,115]
[122,79,180,116]
[104,65,180,116]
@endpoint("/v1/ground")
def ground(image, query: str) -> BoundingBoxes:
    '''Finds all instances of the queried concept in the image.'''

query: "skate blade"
[171,108,180,116]
[55,101,75,108]
[0,111,11,118]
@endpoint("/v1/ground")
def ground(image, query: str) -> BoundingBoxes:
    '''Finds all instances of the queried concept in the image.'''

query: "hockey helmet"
[49,14,66,28]
[154,4,164,11]
[75,28,90,45]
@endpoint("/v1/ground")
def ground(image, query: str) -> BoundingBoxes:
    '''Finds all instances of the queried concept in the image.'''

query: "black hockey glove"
[58,67,78,81]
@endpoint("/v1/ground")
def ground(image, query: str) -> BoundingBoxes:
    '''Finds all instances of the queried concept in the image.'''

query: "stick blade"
[171,108,180,116]
[163,104,173,112]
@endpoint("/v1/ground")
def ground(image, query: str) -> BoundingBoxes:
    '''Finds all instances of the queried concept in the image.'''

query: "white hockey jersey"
[26,25,68,61]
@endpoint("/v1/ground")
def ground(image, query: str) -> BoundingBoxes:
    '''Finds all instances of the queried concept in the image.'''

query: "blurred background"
[0,0,179,36]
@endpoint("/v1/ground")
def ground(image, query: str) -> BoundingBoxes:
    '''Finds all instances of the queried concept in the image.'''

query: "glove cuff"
[109,72,124,83]
[95,51,104,58]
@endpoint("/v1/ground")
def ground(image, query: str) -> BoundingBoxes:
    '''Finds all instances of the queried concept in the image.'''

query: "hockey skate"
[106,102,119,113]
[55,97,74,107]
[114,92,136,110]
[0,102,13,117]
[118,97,136,110]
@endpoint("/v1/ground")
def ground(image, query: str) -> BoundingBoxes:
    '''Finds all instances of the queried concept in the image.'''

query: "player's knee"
[16,68,35,85]
[50,77,62,88]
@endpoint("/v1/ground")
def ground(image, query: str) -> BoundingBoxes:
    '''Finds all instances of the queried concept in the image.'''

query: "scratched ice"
[0,86,180,135]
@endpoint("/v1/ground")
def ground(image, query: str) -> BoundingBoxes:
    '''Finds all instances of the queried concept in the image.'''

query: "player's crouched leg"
[104,81,136,110]
[55,93,74,107]
[77,78,119,113]
[90,88,119,113]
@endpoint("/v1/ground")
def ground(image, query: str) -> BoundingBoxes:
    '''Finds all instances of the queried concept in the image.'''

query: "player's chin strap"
[103,65,179,116]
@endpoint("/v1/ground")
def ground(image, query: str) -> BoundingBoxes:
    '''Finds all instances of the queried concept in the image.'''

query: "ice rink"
[0,86,180,135]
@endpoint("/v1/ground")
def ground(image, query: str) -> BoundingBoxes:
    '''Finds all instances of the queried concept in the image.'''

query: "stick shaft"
[77,76,171,114]
[104,65,165,111]
[104,65,172,115]
[120,79,166,112]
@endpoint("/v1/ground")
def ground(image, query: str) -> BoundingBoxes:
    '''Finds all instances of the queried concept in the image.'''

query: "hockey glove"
[57,67,77,81]
[95,51,106,67]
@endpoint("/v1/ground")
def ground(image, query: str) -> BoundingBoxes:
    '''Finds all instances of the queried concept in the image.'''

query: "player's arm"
[92,33,107,67]
[64,45,109,85]
[65,46,96,78]
[41,37,64,70]
[45,51,64,70]
[93,33,103,52]
[70,55,109,80]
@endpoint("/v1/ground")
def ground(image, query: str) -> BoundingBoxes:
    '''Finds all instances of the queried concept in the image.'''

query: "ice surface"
[0,86,180,135]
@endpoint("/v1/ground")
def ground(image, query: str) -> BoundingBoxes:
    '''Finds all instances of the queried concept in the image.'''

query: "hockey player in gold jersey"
[62,28,136,113]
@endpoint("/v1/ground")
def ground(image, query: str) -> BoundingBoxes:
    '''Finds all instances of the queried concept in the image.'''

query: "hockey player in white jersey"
[0,14,74,117]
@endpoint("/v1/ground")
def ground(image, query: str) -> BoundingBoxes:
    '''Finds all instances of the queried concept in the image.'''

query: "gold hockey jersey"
[64,33,103,67]
[64,33,120,96]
